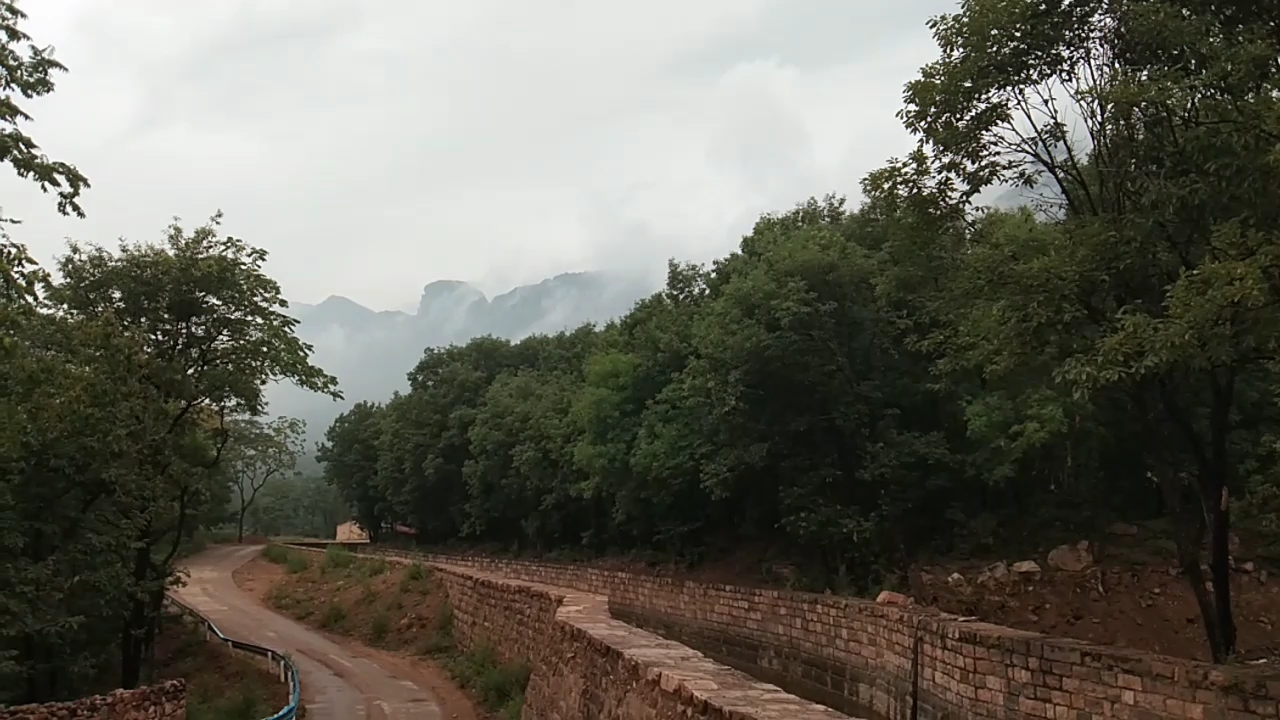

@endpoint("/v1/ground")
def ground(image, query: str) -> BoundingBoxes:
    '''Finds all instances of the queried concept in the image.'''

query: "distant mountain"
[267,270,658,460]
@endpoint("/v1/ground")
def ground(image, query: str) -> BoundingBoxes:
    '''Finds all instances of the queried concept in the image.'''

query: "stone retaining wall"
[360,546,1280,720]
[432,562,857,719]
[0,680,186,720]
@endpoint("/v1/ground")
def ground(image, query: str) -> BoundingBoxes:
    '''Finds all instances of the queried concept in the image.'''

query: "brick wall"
[357,546,1280,720]
[419,562,859,720]
[0,680,186,720]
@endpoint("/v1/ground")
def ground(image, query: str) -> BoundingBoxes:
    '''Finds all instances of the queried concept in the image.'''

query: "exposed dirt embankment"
[910,525,1280,663]
[233,547,494,720]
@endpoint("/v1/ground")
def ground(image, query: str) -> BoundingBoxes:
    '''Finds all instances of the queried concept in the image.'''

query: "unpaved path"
[175,545,442,720]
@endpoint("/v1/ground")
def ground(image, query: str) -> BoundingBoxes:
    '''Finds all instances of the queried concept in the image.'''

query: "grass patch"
[320,602,347,629]
[261,544,290,564]
[441,642,529,719]
[358,558,389,578]
[264,544,311,573]
[286,553,310,574]
[323,545,354,572]
[187,685,274,720]
[398,563,428,593]
[417,599,455,656]
[370,612,390,645]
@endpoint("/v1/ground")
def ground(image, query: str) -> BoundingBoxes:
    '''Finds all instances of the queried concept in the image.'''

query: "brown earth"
[233,552,488,720]
[909,531,1280,664]
[150,608,290,719]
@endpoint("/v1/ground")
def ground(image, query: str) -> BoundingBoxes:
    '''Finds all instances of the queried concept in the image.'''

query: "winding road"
[174,545,442,720]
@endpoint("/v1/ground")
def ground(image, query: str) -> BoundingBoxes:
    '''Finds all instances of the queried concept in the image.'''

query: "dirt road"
[174,545,442,720]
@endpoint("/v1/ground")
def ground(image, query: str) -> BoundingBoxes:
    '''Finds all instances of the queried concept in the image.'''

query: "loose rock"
[1047,540,1094,572]
[1012,560,1042,575]
[876,590,911,605]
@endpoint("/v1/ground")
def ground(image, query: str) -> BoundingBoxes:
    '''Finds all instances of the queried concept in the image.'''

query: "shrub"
[320,602,346,629]
[418,600,455,656]
[261,544,290,564]
[359,582,378,606]
[397,563,428,593]
[322,545,353,572]
[443,642,529,715]
[285,553,310,574]
[370,612,390,644]
[358,558,388,578]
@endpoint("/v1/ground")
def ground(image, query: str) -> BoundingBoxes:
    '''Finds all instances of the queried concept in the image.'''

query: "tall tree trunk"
[1209,487,1236,658]
[1206,368,1238,659]
[139,587,165,685]
[238,508,246,543]
[1157,472,1225,661]
[120,539,152,689]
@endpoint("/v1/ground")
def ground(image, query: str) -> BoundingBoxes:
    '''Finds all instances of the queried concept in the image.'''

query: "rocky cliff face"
[267,270,657,452]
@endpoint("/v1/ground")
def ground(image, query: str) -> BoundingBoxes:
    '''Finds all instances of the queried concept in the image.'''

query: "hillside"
[265,270,658,454]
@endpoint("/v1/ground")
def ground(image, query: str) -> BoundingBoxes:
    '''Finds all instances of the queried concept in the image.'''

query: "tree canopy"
[0,3,338,700]
[319,0,1280,663]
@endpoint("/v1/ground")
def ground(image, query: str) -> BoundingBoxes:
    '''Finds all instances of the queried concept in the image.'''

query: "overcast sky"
[3,0,956,311]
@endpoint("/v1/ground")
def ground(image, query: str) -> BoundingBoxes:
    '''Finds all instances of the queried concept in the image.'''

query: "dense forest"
[319,0,1280,666]
[0,1,337,704]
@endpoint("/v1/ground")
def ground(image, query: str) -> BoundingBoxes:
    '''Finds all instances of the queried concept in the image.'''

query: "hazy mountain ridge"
[268,270,658,453]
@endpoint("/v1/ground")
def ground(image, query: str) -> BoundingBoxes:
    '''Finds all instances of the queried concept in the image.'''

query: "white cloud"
[2,0,956,309]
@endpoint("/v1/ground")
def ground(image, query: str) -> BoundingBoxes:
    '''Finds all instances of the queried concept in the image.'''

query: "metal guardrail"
[165,595,302,720]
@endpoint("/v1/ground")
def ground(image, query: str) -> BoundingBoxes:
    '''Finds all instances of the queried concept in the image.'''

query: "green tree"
[0,0,114,701]
[245,474,347,539]
[225,416,306,542]
[48,214,340,686]
[899,0,1280,660]
[0,308,163,701]
[319,401,390,541]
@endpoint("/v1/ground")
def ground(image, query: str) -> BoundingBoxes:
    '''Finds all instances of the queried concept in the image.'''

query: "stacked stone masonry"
[0,681,186,720]
[429,562,855,720]
[353,545,1280,720]
[282,538,860,720]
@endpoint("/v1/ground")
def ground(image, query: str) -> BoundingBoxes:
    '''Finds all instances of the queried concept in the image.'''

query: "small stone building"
[335,521,370,543]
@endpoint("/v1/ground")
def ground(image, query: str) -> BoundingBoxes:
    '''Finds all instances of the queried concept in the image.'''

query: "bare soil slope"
[235,549,493,720]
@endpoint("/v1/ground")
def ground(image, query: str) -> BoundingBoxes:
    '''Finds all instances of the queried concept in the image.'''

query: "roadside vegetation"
[259,545,528,719]
[148,609,290,720]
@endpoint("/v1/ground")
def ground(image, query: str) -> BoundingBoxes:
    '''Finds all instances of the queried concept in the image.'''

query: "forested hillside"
[0,1,338,703]
[268,271,656,467]
[319,0,1280,666]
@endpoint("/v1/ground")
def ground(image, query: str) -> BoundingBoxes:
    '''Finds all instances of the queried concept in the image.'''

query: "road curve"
[174,545,441,720]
